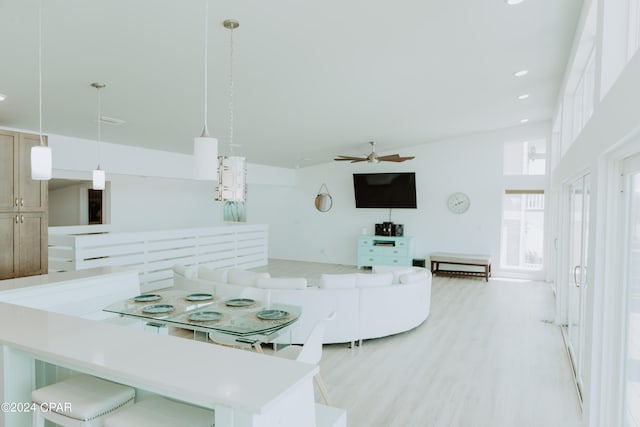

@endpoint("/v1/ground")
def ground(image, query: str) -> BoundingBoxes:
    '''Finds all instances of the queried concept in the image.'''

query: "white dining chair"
[273,312,336,405]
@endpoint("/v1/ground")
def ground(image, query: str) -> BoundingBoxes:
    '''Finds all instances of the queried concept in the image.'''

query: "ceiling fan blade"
[380,156,415,162]
[350,159,369,163]
[334,156,367,161]
[376,154,401,161]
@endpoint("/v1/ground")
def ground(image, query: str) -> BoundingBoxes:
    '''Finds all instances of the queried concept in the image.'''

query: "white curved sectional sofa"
[172,264,432,345]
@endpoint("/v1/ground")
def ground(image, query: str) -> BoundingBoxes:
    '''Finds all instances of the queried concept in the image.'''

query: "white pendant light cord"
[202,0,209,136]
[97,86,102,168]
[38,0,44,146]
[228,23,235,154]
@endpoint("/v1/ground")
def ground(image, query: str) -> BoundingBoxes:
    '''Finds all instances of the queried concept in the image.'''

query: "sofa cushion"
[172,264,196,279]
[198,265,228,283]
[399,270,429,284]
[356,272,393,288]
[227,269,270,287]
[319,274,357,289]
[256,277,307,290]
[372,265,414,284]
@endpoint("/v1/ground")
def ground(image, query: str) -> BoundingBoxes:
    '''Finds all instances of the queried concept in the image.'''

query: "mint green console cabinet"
[357,235,414,268]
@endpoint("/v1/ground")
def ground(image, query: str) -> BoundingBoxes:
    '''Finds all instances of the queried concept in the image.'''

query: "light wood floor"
[175,260,583,426]
[253,260,582,427]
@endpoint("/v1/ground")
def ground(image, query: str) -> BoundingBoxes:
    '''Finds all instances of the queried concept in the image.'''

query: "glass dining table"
[103,290,301,351]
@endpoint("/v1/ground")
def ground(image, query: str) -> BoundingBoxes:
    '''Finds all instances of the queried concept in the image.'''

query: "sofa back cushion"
[227,269,270,287]
[356,272,393,288]
[198,265,228,283]
[172,264,197,279]
[319,273,357,289]
[372,265,415,284]
[399,270,429,284]
[256,277,307,290]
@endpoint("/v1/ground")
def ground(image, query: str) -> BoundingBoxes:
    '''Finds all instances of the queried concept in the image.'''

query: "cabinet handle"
[15,198,18,207]
[20,215,24,224]
[20,198,24,207]
[15,215,19,224]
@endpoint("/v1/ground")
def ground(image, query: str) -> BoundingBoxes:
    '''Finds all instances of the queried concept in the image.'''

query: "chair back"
[296,312,336,365]
[240,287,268,301]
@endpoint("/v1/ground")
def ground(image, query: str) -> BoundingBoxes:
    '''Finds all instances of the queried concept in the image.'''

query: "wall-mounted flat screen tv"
[353,172,417,209]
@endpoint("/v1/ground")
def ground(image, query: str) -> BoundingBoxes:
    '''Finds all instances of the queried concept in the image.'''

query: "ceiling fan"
[334,141,415,163]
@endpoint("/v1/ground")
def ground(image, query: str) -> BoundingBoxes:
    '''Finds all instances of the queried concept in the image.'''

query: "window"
[503,139,546,175]
[500,190,545,270]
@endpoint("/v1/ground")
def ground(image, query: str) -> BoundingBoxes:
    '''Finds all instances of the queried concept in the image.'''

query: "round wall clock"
[447,192,470,214]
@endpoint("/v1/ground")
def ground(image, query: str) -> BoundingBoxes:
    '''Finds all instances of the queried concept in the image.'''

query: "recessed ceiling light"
[0,93,6,102]
[517,94,530,100]
[520,118,529,123]
[514,70,529,77]
[505,0,525,5]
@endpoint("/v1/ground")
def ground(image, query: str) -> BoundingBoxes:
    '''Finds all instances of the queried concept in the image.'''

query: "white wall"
[43,133,296,232]
[28,124,550,273]
[49,184,82,226]
[250,122,549,277]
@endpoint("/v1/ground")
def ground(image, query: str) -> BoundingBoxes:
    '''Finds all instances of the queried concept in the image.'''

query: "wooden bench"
[429,252,491,282]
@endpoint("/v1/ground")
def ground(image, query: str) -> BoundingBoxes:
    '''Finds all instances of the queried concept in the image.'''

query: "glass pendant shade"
[193,131,218,180]
[30,145,52,180]
[92,168,105,190]
[216,155,246,201]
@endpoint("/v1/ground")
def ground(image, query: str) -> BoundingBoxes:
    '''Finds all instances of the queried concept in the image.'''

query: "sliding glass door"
[623,157,640,427]
[566,174,590,398]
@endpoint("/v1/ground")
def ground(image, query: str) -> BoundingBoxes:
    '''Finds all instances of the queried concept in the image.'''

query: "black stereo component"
[374,222,404,237]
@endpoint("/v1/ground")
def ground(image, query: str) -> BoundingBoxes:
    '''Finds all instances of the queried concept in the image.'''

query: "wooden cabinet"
[0,129,48,279]
[357,235,414,268]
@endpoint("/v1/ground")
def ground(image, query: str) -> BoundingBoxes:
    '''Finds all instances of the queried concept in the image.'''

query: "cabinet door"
[0,130,18,212]
[17,212,48,277]
[18,133,47,211]
[0,212,18,279]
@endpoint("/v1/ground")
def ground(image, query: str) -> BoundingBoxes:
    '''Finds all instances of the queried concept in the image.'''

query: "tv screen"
[353,172,417,209]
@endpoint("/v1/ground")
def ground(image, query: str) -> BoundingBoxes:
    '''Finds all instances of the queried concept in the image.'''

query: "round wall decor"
[447,192,470,214]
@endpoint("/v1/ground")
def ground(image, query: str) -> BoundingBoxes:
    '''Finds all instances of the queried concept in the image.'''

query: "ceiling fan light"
[31,145,52,180]
[194,134,218,180]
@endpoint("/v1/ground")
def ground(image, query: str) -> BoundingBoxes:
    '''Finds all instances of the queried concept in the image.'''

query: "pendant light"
[193,0,218,180]
[31,0,52,180]
[91,82,106,190]
[216,19,246,202]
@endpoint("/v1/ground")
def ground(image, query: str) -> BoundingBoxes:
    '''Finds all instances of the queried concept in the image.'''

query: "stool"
[104,396,214,427]
[32,374,135,427]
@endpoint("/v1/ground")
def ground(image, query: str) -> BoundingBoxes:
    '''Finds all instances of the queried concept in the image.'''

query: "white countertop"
[0,301,317,415]
[0,267,132,292]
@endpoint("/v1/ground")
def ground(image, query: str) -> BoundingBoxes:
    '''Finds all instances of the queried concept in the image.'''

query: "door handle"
[573,265,580,287]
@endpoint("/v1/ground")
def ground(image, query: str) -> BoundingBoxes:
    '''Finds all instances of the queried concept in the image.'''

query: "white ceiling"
[0,0,583,169]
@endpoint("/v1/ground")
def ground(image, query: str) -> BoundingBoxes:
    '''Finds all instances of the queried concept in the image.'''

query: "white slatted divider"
[48,224,268,292]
